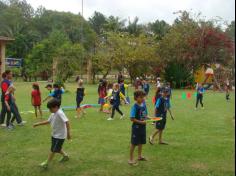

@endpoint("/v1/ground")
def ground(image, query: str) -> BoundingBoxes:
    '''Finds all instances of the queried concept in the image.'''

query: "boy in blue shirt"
[43,84,65,104]
[129,90,147,166]
[143,79,150,97]
[195,83,205,110]
[149,89,169,145]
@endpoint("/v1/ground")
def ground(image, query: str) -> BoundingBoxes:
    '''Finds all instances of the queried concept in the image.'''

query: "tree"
[55,43,84,83]
[24,31,69,81]
[149,20,170,41]
[89,11,107,35]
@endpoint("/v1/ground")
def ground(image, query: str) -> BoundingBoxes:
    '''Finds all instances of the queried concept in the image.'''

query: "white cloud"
[26,0,235,24]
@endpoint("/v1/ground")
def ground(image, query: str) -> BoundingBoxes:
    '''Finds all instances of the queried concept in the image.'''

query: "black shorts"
[156,113,167,130]
[76,97,83,108]
[131,125,146,145]
[51,137,65,153]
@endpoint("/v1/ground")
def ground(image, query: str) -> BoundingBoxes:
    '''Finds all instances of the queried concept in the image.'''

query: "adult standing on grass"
[0,70,13,127]
[118,71,124,84]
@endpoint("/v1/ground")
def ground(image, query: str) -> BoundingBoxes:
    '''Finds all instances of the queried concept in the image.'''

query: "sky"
[26,0,235,24]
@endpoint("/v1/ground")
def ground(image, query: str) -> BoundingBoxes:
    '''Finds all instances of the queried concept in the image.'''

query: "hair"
[53,84,60,89]
[2,72,6,79]
[134,90,146,100]
[7,85,16,92]
[45,84,52,88]
[5,70,12,75]
[33,83,41,95]
[107,83,113,89]
[75,76,80,82]
[113,83,120,89]
[47,98,61,109]
[78,79,84,87]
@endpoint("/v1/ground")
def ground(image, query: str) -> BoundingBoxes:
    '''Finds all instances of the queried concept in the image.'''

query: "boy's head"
[162,89,169,97]
[134,90,146,104]
[47,98,61,113]
[45,84,52,91]
[5,70,13,80]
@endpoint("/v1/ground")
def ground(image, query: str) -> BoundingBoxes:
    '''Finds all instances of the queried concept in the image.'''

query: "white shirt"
[157,81,161,88]
[48,109,69,139]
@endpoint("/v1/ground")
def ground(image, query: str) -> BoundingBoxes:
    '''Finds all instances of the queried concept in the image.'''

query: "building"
[0,36,14,80]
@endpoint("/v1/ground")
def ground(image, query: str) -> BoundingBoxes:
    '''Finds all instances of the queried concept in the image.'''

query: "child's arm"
[104,92,112,99]
[131,118,146,125]
[43,96,51,103]
[5,100,11,112]
[33,120,49,127]
[66,121,71,140]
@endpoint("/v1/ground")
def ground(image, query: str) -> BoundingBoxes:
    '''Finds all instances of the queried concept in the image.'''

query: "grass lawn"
[0,82,235,176]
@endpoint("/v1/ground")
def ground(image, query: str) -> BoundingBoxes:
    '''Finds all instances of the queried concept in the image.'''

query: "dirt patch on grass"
[191,162,208,171]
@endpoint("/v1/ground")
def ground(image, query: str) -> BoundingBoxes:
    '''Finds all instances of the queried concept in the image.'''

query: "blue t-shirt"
[143,83,150,93]
[155,97,167,115]
[197,87,205,95]
[130,102,148,125]
[49,89,65,101]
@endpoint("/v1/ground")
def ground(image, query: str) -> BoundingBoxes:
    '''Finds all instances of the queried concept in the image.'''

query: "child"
[33,99,71,169]
[106,83,114,113]
[76,79,85,118]
[43,84,65,104]
[5,86,24,129]
[225,80,230,101]
[120,79,126,96]
[149,89,169,145]
[45,84,53,94]
[105,83,128,120]
[195,83,205,110]
[31,83,42,118]
[143,80,150,97]
[129,90,147,165]
[98,80,107,112]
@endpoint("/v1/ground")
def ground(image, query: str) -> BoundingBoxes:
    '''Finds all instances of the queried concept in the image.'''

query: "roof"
[0,36,14,42]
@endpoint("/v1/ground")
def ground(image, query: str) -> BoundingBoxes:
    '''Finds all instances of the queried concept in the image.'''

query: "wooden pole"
[0,42,6,81]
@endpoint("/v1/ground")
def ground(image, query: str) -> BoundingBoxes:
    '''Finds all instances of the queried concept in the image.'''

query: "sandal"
[159,142,169,145]
[138,157,147,161]
[128,160,138,166]
[149,136,154,145]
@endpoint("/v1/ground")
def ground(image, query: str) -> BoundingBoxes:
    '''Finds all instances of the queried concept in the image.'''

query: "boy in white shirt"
[33,98,71,169]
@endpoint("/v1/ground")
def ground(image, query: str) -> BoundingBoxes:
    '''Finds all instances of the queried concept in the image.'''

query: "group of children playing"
[2,71,233,169]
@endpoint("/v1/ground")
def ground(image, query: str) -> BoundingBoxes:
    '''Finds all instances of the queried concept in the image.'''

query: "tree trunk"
[87,58,92,84]
[53,58,58,82]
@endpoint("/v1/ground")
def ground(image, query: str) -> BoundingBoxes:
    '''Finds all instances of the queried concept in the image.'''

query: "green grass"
[0,82,235,176]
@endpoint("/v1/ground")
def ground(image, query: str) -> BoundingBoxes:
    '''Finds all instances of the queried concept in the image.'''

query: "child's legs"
[59,150,68,157]
[0,102,7,124]
[158,130,164,143]
[6,111,11,127]
[11,103,22,124]
[115,106,123,116]
[196,96,200,108]
[199,95,204,107]
[34,106,38,117]
[46,152,55,163]
[111,106,116,118]
[138,144,143,158]
[152,129,160,139]
[129,144,136,161]
[38,106,43,117]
